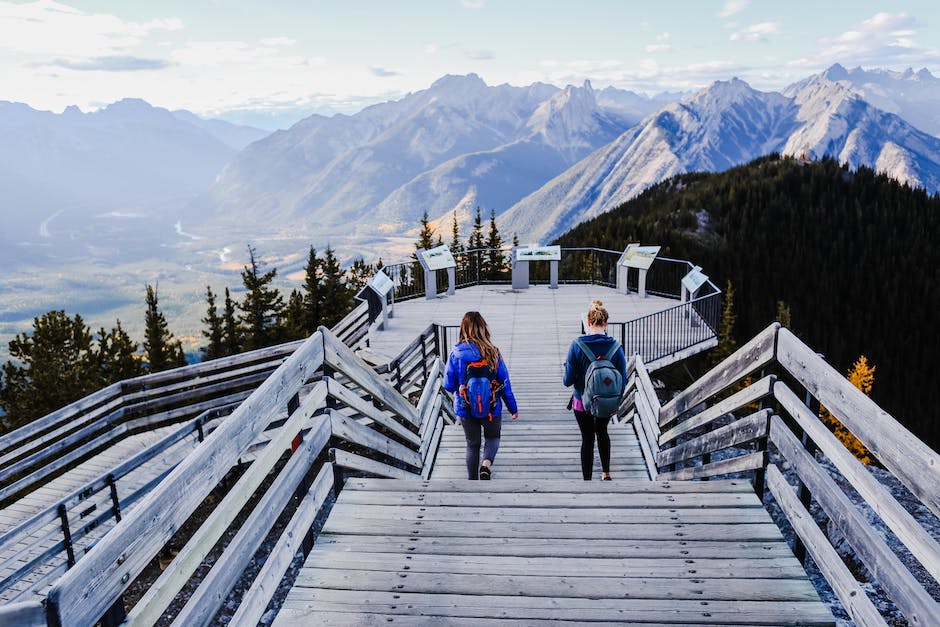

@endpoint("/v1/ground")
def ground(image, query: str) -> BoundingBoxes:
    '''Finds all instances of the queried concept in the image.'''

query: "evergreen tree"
[302,247,322,334]
[346,258,374,293]
[96,320,143,385]
[416,211,436,251]
[144,284,186,372]
[222,287,240,357]
[239,245,285,351]
[467,206,485,281]
[320,246,350,328]
[468,206,485,250]
[449,210,463,256]
[775,301,792,329]
[484,209,506,280]
[512,232,520,248]
[0,311,98,430]
[201,286,224,361]
[712,280,737,364]
[283,289,308,341]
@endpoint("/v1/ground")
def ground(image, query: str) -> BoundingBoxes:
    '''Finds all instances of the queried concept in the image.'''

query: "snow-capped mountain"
[787,64,940,138]
[198,75,655,241]
[500,73,940,243]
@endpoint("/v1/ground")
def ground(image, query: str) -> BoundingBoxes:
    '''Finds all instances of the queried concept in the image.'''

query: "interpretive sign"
[419,245,456,271]
[681,266,709,294]
[368,269,394,296]
[620,245,661,270]
[515,245,561,262]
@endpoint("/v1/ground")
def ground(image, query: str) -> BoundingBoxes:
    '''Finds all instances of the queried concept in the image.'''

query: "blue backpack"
[574,338,623,417]
[459,359,504,420]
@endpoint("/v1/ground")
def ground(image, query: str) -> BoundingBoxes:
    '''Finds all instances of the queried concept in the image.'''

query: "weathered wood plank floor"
[276,286,832,625]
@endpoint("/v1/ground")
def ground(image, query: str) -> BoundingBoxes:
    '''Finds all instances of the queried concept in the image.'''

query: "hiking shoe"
[479,466,491,480]
[603,475,612,481]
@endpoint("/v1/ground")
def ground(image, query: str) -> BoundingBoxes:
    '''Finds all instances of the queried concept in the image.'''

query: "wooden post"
[794,387,820,564]
[57,504,75,568]
[328,449,344,498]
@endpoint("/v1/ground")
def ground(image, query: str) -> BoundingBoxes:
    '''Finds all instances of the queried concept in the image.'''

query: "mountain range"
[2,64,940,358]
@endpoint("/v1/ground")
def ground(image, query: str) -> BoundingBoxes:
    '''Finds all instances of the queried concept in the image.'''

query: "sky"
[2,0,939,128]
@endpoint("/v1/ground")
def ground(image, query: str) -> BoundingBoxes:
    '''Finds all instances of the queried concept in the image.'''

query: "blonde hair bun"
[590,300,604,309]
[587,300,609,326]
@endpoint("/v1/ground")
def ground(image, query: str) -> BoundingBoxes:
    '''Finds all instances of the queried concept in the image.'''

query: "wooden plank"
[770,416,940,626]
[293,567,821,601]
[777,328,940,518]
[304,551,807,579]
[342,478,754,493]
[228,464,335,627]
[774,382,940,584]
[0,600,45,626]
[766,464,883,627]
[656,451,765,481]
[277,590,834,626]
[314,534,796,559]
[169,420,332,627]
[331,449,419,481]
[417,396,443,463]
[656,409,770,467]
[321,517,784,541]
[329,409,421,469]
[421,416,444,480]
[46,334,326,627]
[660,375,775,445]
[322,329,420,426]
[324,378,420,446]
[415,361,442,436]
[126,387,329,626]
[659,323,778,427]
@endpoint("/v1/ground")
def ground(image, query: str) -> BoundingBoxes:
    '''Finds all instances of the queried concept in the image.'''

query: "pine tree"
[201,286,224,361]
[449,210,463,256]
[512,232,520,247]
[820,356,876,464]
[0,311,99,430]
[301,247,322,334]
[283,289,308,341]
[319,246,350,328]
[222,288,240,357]
[484,209,505,280]
[712,280,737,364]
[346,258,374,293]
[239,245,285,351]
[467,206,485,281]
[416,211,436,252]
[775,300,792,329]
[468,206,485,250]
[144,284,186,372]
[96,320,143,385]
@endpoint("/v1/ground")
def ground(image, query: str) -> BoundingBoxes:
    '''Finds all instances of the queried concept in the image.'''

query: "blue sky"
[2,0,938,126]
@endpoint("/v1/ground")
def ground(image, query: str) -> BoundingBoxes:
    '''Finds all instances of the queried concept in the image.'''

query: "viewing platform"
[1,246,937,627]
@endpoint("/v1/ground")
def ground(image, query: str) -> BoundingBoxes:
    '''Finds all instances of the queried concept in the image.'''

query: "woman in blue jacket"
[563,300,627,480]
[443,311,518,480]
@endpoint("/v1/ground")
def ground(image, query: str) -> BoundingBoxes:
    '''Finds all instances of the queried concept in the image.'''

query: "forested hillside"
[555,154,940,449]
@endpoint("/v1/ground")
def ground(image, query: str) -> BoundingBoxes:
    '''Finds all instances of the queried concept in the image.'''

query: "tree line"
[555,153,940,449]
[0,244,368,434]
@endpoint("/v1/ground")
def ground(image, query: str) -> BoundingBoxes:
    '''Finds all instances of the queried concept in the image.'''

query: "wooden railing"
[627,322,940,625]
[0,302,373,605]
[2,322,446,626]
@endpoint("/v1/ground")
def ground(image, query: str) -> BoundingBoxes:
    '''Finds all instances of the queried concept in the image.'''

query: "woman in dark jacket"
[443,311,519,480]
[563,300,627,480]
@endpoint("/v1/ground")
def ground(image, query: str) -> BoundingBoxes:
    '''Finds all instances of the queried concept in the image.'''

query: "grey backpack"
[574,338,623,417]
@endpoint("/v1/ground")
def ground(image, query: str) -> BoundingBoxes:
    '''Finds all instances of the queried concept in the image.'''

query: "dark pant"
[574,409,611,480]
[460,415,502,479]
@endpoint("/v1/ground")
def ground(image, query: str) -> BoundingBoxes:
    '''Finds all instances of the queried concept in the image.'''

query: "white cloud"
[719,0,748,18]
[370,66,401,77]
[424,42,439,55]
[461,0,485,8]
[730,22,780,42]
[260,37,296,47]
[0,1,181,57]
[790,11,940,69]
[465,49,494,60]
[645,44,672,54]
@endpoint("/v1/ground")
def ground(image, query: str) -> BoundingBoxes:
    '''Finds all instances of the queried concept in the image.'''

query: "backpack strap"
[603,339,621,361]
[574,338,597,362]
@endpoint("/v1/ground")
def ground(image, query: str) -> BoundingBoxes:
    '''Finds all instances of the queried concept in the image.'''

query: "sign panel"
[419,245,456,271]
[681,266,709,294]
[369,269,394,296]
[515,245,561,262]
[620,245,661,270]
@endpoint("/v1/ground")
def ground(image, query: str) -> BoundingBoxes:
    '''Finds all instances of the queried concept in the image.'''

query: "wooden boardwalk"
[276,286,832,625]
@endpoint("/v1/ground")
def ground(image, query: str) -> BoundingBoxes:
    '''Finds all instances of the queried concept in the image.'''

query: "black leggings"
[574,409,611,480]
[461,416,502,479]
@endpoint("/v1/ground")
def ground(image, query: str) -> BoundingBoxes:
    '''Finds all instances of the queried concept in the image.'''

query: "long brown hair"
[459,311,499,369]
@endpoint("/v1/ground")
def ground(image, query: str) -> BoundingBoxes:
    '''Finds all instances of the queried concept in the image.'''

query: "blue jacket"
[563,334,628,401]
[443,342,518,419]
